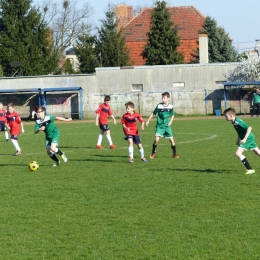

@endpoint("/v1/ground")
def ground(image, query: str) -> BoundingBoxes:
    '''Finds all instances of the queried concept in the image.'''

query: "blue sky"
[34,0,260,52]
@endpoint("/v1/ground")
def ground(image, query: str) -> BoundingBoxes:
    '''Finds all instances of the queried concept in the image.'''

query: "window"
[173,82,185,88]
[132,84,143,92]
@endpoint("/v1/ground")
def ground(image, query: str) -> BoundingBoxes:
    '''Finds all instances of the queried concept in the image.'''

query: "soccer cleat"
[96,145,104,149]
[110,144,117,149]
[14,150,22,156]
[173,154,179,159]
[141,157,147,162]
[245,169,255,174]
[150,153,155,159]
[129,157,134,163]
[61,153,68,163]
[52,161,60,167]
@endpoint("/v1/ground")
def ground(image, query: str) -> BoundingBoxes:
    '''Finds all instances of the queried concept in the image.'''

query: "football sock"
[152,144,157,154]
[50,153,59,162]
[171,145,176,154]
[106,134,113,145]
[5,131,8,139]
[97,134,103,145]
[128,146,134,158]
[11,139,21,151]
[240,156,252,169]
[139,148,144,158]
[55,148,63,155]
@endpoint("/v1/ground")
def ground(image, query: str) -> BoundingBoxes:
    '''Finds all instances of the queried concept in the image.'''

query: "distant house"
[116,5,206,66]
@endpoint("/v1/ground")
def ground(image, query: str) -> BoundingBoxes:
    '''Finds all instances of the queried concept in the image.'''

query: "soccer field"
[1,117,260,259]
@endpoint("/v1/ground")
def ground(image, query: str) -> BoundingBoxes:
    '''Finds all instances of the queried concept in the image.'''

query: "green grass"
[1,117,260,259]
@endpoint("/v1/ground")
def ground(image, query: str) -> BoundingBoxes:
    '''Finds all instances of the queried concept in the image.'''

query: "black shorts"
[99,124,110,131]
[0,122,6,131]
[124,135,141,144]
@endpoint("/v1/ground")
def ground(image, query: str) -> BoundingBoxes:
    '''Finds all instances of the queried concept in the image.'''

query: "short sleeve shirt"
[232,117,255,141]
[5,112,22,135]
[95,103,112,125]
[35,115,60,139]
[121,112,144,136]
[153,103,174,127]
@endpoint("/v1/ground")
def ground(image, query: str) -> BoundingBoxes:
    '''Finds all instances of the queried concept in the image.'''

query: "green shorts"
[238,139,258,150]
[155,126,173,138]
[45,134,60,147]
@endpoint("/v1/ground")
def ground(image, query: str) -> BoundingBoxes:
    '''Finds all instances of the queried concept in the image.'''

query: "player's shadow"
[71,158,115,163]
[167,167,232,174]
[93,154,126,158]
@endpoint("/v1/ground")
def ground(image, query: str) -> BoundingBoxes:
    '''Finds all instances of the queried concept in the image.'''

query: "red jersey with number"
[5,112,22,135]
[95,103,113,125]
[121,112,144,136]
[0,109,7,122]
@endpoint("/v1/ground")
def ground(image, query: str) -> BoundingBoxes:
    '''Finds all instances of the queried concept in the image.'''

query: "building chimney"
[199,34,208,63]
[116,5,133,30]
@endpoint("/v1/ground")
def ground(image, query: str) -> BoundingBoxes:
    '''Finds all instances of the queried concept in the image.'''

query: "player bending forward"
[34,106,72,167]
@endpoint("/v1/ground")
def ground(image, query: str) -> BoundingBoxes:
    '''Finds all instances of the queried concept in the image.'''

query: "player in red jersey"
[0,102,10,141]
[5,103,24,155]
[95,95,117,149]
[121,101,147,163]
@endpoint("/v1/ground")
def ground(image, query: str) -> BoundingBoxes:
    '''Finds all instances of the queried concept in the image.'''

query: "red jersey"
[95,103,113,125]
[121,112,144,136]
[0,109,7,122]
[5,112,22,135]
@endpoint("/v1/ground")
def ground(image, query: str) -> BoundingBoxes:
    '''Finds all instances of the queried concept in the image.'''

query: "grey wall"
[0,62,241,118]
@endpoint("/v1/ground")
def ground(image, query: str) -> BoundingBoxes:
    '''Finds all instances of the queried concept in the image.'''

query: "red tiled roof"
[120,6,205,65]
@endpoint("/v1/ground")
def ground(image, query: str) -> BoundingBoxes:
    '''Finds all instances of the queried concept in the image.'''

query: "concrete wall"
[0,63,241,118]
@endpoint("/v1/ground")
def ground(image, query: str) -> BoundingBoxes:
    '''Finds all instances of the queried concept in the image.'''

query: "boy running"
[95,95,117,149]
[121,101,147,163]
[34,106,72,167]
[0,102,10,141]
[5,103,24,155]
[224,107,260,174]
[146,92,179,159]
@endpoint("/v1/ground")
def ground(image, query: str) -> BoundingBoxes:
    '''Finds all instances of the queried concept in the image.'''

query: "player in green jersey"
[146,92,179,159]
[224,107,260,174]
[34,106,72,167]
[251,88,260,117]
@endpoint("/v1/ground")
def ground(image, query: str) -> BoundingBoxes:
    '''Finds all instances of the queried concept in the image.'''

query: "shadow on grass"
[71,158,115,163]
[92,154,126,158]
[169,168,232,174]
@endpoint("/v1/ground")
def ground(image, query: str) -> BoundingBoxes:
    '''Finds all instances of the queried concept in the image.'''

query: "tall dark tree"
[74,33,100,73]
[142,1,184,65]
[0,0,57,76]
[192,16,240,63]
[96,4,132,67]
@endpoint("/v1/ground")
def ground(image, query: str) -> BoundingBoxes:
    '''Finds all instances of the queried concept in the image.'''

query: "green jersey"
[232,117,254,141]
[153,103,174,127]
[253,93,260,104]
[35,115,60,139]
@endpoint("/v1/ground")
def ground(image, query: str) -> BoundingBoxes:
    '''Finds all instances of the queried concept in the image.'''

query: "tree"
[0,0,57,76]
[96,4,132,67]
[142,1,184,65]
[192,16,240,63]
[39,0,94,58]
[74,33,100,74]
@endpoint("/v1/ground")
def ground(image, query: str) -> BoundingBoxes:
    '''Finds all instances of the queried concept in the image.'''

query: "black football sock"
[171,145,176,155]
[152,144,157,154]
[50,153,59,162]
[241,157,252,170]
[56,149,63,156]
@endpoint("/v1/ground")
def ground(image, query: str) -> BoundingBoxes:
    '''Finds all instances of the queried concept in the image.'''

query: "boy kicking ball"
[224,107,260,174]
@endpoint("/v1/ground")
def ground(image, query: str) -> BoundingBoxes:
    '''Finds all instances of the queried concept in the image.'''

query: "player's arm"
[122,123,129,132]
[146,113,154,126]
[167,115,174,126]
[95,113,100,126]
[111,114,117,124]
[240,126,252,144]
[20,122,24,134]
[140,121,145,130]
[55,116,72,122]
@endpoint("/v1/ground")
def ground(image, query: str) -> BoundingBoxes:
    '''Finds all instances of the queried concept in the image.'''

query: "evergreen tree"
[142,1,184,65]
[96,4,132,67]
[74,33,100,73]
[0,0,57,76]
[192,16,240,63]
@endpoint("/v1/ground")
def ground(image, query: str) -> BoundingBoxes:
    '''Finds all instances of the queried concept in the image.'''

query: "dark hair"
[223,107,235,114]
[37,106,46,112]
[125,101,135,108]
[162,92,170,98]
[104,95,111,101]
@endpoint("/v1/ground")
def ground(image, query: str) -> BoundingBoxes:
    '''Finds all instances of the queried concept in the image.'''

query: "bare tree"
[38,0,94,56]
